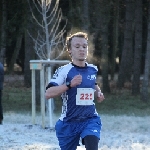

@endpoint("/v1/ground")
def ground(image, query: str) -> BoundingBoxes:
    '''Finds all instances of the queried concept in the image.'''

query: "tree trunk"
[100,0,111,93]
[0,0,7,64]
[92,0,101,73]
[68,0,82,31]
[81,0,89,31]
[24,1,35,87]
[117,0,134,88]
[132,0,142,95]
[141,2,150,102]
[111,0,119,80]
[8,28,23,73]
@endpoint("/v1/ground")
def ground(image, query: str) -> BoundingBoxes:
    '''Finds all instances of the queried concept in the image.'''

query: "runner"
[45,32,105,150]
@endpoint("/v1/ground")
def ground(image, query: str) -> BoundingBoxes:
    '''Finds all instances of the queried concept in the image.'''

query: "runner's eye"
[83,45,87,48]
[74,44,87,49]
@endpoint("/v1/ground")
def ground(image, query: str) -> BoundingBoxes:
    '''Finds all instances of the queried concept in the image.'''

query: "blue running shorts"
[55,116,102,150]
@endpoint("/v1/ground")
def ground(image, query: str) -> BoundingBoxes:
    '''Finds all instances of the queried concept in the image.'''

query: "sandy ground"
[0,112,150,150]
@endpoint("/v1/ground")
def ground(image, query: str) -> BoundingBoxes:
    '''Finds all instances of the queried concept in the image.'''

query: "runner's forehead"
[71,37,88,45]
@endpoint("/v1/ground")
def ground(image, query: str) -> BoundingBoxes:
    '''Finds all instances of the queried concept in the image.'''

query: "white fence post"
[30,60,70,128]
[40,64,45,128]
[48,66,54,129]
[31,69,36,124]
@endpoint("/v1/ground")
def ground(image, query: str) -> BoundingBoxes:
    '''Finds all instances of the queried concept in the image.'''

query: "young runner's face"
[70,37,88,61]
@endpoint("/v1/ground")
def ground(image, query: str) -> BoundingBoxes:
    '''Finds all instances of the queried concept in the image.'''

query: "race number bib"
[76,88,94,105]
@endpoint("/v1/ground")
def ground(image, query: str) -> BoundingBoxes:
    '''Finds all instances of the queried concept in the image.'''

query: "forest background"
[0,0,150,109]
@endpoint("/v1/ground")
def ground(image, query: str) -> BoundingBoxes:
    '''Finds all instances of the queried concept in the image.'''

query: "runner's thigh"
[55,120,80,150]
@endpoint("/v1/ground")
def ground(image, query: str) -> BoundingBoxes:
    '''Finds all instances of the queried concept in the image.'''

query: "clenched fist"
[70,74,82,87]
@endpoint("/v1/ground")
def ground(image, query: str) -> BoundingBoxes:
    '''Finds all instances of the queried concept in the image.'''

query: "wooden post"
[32,69,36,124]
[40,65,45,128]
[48,66,53,129]
[30,60,70,128]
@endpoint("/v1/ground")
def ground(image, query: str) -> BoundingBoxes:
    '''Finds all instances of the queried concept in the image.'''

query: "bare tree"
[28,0,67,60]
[27,0,68,128]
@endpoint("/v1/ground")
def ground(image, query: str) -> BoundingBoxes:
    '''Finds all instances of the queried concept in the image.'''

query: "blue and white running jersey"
[50,62,99,122]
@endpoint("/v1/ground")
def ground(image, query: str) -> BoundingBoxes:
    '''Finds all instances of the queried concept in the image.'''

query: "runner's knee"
[83,135,99,150]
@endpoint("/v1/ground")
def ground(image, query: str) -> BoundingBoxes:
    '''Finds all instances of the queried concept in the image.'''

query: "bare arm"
[45,74,82,100]
[45,84,68,99]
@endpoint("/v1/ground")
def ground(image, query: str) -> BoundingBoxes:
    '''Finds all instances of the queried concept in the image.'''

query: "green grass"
[2,86,150,117]
[3,87,32,113]
[95,91,150,116]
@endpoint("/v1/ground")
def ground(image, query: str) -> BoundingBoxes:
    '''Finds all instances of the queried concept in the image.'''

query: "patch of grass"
[2,83,150,117]
[96,91,150,116]
[3,87,32,113]
[53,90,150,116]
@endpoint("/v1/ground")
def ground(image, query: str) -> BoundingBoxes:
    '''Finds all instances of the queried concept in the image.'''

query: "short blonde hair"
[66,32,88,51]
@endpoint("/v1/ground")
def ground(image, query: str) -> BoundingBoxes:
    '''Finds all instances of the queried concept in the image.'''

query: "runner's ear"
[68,49,72,57]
